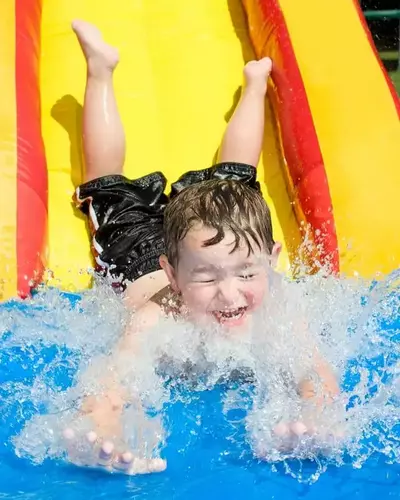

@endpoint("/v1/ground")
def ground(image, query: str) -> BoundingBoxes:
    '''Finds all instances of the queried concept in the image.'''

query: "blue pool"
[1,290,400,499]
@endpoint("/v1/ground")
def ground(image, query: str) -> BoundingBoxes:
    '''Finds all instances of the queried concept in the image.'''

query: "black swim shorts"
[74,162,260,290]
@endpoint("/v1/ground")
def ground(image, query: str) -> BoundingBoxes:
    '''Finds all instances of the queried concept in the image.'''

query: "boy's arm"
[113,300,162,356]
[64,301,165,474]
[82,300,162,421]
[268,321,343,446]
[294,317,340,405]
[271,351,341,446]
[297,348,340,405]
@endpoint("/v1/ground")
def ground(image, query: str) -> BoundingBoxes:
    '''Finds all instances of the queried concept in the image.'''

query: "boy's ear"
[271,241,282,268]
[159,255,180,292]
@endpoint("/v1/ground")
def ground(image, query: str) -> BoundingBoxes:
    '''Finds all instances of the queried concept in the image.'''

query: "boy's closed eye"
[190,265,217,283]
[237,263,263,280]
[239,273,256,280]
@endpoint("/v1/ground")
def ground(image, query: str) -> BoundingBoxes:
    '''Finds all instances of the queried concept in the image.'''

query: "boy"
[65,21,339,475]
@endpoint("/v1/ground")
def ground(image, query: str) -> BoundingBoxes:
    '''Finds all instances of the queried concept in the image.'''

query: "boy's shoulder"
[132,286,181,331]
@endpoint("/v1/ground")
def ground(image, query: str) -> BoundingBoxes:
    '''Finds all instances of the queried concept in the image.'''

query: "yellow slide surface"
[278,0,400,277]
[0,0,17,300]
[1,0,399,300]
[41,0,297,291]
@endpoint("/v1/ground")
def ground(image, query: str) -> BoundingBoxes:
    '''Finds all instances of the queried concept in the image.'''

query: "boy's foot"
[243,57,272,95]
[72,20,119,77]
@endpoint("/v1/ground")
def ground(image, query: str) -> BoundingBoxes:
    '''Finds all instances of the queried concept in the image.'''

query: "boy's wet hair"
[164,179,275,266]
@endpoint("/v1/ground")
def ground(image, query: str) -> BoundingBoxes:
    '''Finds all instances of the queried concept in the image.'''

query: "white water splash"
[1,269,400,483]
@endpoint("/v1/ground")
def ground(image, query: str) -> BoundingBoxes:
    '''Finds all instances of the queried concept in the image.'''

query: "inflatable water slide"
[0,0,399,300]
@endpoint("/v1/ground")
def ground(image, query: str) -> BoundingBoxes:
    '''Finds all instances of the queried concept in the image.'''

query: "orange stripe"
[15,0,47,297]
[244,0,339,273]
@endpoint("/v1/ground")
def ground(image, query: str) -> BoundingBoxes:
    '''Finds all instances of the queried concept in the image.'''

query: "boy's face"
[161,224,281,329]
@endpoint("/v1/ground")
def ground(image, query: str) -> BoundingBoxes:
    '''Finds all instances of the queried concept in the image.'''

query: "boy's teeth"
[215,307,246,319]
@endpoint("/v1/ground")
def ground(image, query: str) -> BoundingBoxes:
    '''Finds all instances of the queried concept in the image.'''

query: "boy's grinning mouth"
[212,306,248,323]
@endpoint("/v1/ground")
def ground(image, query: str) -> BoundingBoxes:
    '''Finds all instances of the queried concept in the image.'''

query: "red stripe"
[15,0,47,297]
[245,0,340,273]
[352,0,400,118]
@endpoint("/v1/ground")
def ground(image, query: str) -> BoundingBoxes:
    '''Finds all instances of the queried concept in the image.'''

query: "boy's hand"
[268,389,346,454]
[62,390,166,475]
[272,419,344,450]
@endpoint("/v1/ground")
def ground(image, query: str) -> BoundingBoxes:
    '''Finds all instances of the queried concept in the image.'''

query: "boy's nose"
[217,279,240,304]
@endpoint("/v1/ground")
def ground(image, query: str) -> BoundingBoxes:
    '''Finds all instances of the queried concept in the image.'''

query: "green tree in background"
[359,0,400,93]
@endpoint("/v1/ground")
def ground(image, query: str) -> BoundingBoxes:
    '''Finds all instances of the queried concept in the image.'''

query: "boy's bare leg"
[72,20,125,182]
[218,58,272,167]
[73,20,168,309]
